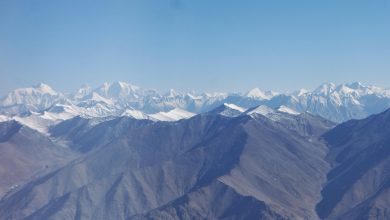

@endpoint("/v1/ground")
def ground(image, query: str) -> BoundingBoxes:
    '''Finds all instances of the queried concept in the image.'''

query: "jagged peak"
[31,83,58,95]
[313,82,336,95]
[96,81,141,98]
[347,82,364,89]
[166,89,179,98]
[205,103,246,117]
[291,88,309,97]
[246,88,272,100]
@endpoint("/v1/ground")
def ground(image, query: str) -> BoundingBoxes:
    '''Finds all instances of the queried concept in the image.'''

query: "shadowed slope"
[317,109,390,219]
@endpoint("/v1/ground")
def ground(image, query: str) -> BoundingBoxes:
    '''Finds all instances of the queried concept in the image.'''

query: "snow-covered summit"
[206,103,246,117]
[34,83,58,95]
[96,81,141,100]
[313,82,336,95]
[246,88,276,100]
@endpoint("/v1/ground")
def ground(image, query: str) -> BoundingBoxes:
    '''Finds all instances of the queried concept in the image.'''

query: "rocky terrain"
[0,83,389,219]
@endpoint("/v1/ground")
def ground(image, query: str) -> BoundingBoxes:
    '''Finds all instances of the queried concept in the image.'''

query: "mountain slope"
[0,111,332,219]
[133,180,286,220]
[316,109,390,219]
[0,121,77,198]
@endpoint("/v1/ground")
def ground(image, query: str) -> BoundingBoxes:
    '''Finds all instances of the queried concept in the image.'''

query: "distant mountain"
[0,83,68,116]
[1,82,390,126]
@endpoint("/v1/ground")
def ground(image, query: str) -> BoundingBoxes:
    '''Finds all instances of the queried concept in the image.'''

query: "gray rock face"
[133,180,287,220]
[316,109,390,220]
[0,121,77,198]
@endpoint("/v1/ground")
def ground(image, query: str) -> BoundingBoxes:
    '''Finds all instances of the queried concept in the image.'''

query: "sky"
[0,0,389,95]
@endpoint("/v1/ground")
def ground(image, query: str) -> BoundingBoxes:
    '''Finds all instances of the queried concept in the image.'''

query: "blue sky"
[0,0,389,95]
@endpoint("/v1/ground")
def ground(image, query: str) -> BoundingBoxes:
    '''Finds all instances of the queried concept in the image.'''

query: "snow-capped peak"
[246,88,272,100]
[337,84,357,95]
[314,82,336,95]
[206,103,246,117]
[89,92,113,105]
[73,84,92,99]
[166,89,179,98]
[292,89,309,97]
[96,81,140,99]
[33,83,58,95]
[0,83,63,113]
[2,81,390,126]
[347,82,364,90]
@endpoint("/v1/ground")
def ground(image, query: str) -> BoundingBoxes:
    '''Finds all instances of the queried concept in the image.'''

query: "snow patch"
[149,108,195,121]
[121,108,150,120]
[0,115,10,122]
[223,103,246,113]
[277,106,300,115]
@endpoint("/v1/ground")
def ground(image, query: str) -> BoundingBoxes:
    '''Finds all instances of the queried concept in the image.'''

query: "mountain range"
[1,82,390,128]
[0,82,390,219]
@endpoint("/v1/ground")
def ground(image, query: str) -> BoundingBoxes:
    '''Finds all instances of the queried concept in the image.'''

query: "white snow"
[314,82,336,95]
[166,89,179,98]
[12,114,56,134]
[96,81,140,99]
[277,106,300,115]
[246,105,303,121]
[149,108,195,121]
[34,83,58,95]
[246,105,275,116]
[0,115,10,122]
[223,103,246,113]
[89,92,114,104]
[186,93,202,100]
[73,85,92,100]
[246,88,271,100]
[2,81,390,124]
[210,103,246,117]
[292,89,309,97]
[121,108,150,120]
[42,104,80,121]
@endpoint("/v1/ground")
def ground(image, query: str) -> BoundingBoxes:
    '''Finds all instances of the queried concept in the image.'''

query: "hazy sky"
[1,0,389,95]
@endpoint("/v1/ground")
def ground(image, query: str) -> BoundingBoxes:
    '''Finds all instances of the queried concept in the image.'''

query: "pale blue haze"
[0,0,389,95]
